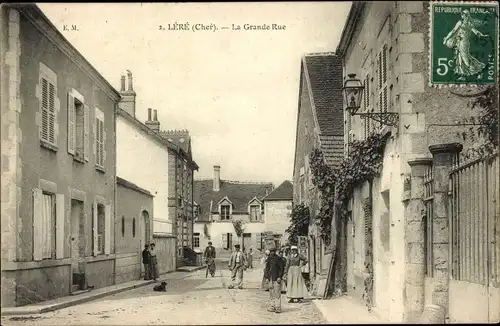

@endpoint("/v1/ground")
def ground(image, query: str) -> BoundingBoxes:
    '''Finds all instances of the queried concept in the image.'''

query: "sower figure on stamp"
[228,244,247,289]
[266,246,286,313]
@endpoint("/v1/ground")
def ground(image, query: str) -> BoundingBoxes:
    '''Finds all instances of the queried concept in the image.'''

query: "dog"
[153,281,167,292]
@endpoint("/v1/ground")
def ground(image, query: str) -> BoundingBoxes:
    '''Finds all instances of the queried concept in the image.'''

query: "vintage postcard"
[1,2,499,325]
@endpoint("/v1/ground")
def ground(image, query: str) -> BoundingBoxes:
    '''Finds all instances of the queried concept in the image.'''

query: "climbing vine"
[309,132,386,299]
[232,220,244,238]
[455,86,499,159]
[285,204,310,245]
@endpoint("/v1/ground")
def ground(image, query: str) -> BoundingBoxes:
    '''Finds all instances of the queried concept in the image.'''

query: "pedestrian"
[278,248,288,293]
[261,249,270,291]
[284,245,309,303]
[248,248,254,269]
[228,244,247,289]
[266,246,286,314]
[204,241,217,278]
[149,243,160,281]
[142,244,152,280]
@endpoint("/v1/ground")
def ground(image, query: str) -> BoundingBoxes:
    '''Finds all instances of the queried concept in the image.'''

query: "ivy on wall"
[285,204,310,245]
[309,132,386,298]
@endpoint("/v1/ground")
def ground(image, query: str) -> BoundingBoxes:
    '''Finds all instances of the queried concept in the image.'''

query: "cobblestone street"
[2,262,326,325]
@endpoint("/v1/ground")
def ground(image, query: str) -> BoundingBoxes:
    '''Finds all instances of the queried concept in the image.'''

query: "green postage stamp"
[430,1,499,86]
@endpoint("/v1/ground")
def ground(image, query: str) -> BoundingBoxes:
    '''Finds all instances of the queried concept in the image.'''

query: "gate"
[448,152,499,323]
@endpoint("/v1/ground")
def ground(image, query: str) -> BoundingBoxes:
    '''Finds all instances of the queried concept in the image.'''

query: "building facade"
[262,180,294,244]
[116,72,198,269]
[1,4,121,307]
[337,1,498,323]
[292,53,344,296]
[193,166,274,257]
[115,177,154,283]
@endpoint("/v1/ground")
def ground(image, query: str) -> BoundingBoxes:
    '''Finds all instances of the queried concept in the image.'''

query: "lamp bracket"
[357,112,399,127]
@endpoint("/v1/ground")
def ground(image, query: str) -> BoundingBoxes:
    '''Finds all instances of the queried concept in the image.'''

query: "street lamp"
[342,73,399,127]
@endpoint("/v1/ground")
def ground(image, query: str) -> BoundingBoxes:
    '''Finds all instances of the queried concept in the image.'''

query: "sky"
[38,2,351,186]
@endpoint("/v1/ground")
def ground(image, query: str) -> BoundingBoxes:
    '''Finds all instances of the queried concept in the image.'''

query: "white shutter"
[83,105,89,161]
[256,233,262,250]
[67,93,75,154]
[382,44,388,113]
[102,120,106,165]
[33,189,44,261]
[56,193,65,259]
[92,201,98,256]
[104,204,111,254]
[222,233,228,249]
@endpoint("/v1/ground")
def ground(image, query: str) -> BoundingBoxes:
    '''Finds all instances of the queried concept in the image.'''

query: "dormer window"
[249,205,261,221]
[220,205,231,220]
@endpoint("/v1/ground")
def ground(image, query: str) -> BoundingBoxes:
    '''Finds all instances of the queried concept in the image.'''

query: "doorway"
[140,210,150,278]
[70,199,84,291]
[242,233,252,251]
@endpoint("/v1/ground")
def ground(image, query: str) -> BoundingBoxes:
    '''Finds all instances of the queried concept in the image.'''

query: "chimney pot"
[147,108,152,121]
[213,165,220,192]
[127,70,133,91]
[120,75,125,91]
[153,109,158,121]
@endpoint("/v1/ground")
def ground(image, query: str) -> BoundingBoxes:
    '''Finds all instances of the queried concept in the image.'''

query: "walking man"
[228,244,247,289]
[266,246,286,313]
[204,241,217,278]
[142,244,152,280]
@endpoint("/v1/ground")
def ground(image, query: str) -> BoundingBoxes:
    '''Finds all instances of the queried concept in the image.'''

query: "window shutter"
[382,44,388,113]
[102,122,106,165]
[48,82,56,145]
[256,233,262,250]
[40,78,49,142]
[67,93,76,154]
[92,201,98,256]
[33,189,44,261]
[55,193,65,259]
[83,104,89,161]
[222,233,228,249]
[104,204,111,254]
[93,116,97,160]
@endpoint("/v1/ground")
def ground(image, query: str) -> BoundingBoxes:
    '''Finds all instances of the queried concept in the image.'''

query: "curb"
[176,265,206,272]
[1,272,190,317]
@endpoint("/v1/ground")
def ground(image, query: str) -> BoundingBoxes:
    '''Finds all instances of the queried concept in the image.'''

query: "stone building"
[116,72,198,269]
[115,177,153,283]
[193,166,274,256]
[292,52,344,296]
[1,4,121,306]
[336,1,498,323]
[262,180,294,244]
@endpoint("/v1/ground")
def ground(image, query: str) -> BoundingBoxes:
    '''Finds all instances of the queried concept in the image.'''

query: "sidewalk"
[0,271,189,316]
[313,295,387,324]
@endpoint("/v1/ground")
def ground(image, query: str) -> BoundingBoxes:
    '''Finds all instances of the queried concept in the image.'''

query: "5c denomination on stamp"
[429,1,499,87]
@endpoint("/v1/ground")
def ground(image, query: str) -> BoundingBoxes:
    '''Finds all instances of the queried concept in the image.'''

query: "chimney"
[118,70,136,117]
[145,108,160,132]
[213,165,220,192]
[127,70,133,91]
[120,75,125,91]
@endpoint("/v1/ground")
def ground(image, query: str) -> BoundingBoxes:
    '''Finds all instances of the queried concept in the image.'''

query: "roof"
[263,180,293,201]
[117,108,199,170]
[319,135,344,168]
[12,4,121,102]
[194,179,274,222]
[303,53,344,136]
[117,176,154,197]
[336,2,366,57]
[159,130,191,154]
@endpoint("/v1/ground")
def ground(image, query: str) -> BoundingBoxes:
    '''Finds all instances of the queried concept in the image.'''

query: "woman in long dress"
[149,243,160,281]
[261,249,270,291]
[443,9,488,80]
[284,246,308,303]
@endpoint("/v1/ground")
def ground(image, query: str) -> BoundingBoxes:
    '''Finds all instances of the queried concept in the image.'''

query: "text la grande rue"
[233,24,286,31]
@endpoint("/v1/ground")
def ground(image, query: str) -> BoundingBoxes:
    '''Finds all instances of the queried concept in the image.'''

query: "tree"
[232,220,245,247]
[285,204,310,245]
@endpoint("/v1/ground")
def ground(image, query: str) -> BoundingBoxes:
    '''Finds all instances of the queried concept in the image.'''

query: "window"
[222,233,233,249]
[249,205,261,221]
[220,205,231,220]
[33,188,65,261]
[194,233,200,248]
[121,216,125,237]
[92,202,111,256]
[94,108,105,169]
[132,218,136,237]
[39,66,57,148]
[363,73,373,140]
[67,90,90,162]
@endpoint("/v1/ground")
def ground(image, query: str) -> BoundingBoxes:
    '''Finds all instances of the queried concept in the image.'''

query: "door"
[243,233,251,251]
[70,199,84,288]
[140,210,150,277]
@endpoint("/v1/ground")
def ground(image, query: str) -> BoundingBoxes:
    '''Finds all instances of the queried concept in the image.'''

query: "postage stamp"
[429,1,499,86]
